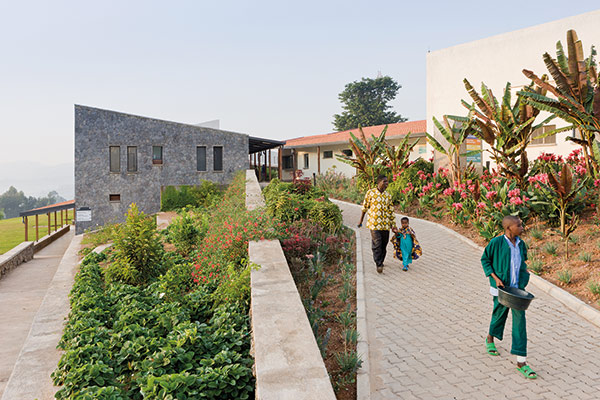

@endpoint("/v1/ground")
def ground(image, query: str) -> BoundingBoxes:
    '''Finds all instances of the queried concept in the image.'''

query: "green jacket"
[481,235,530,290]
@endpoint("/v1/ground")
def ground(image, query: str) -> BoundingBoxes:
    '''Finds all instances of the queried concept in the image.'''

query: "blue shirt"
[504,235,521,289]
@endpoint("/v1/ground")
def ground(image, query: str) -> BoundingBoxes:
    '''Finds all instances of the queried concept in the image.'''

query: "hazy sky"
[1,0,599,169]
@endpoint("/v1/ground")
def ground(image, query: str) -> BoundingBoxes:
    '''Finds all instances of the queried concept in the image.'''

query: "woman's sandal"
[485,340,499,356]
[517,364,537,379]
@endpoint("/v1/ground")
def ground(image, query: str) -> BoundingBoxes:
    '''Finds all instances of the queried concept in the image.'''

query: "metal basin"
[498,287,535,310]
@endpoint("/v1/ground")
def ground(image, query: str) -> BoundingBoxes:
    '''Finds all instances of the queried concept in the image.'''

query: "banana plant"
[540,164,588,258]
[382,131,419,177]
[462,79,555,188]
[336,125,387,189]
[426,109,478,187]
[519,29,600,179]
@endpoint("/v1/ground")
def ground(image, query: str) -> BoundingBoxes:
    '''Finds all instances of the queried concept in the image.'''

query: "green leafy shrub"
[105,203,165,286]
[167,210,208,256]
[557,269,572,284]
[307,198,342,233]
[569,235,580,245]
[161,181,223,211]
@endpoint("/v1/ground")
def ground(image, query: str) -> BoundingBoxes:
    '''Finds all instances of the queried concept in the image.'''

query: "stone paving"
[335,200,600,400]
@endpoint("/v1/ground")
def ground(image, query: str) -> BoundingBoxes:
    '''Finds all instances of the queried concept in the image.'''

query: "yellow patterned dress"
[362,188,395,230]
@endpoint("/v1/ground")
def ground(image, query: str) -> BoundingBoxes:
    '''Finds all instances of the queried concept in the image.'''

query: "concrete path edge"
[334,199,600,330]
[1,232,82,400]
[351,227,371,400]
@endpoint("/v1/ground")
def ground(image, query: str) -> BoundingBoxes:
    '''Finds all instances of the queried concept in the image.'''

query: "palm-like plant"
[463,79,554,188]
[426,110,478,187]
[336,125,387,189]
[382,131,418,177]
[519,30,600,179]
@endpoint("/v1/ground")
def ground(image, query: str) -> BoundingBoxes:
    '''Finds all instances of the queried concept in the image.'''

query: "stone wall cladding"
[74,105,249,234]
[0,242,34,280]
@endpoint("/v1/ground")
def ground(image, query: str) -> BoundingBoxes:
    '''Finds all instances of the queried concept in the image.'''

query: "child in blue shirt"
[391,217,422,271]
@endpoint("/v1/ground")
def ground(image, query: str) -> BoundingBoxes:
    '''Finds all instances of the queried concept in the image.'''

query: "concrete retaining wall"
[0,242,34,280]
[0,225,71,281]
[245,170,336,400]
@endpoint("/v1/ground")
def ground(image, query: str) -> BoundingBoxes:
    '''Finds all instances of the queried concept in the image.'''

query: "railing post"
[35,214,39,241]
[47,213,51,236]
[24,216,28,241]
[54,211,57,232]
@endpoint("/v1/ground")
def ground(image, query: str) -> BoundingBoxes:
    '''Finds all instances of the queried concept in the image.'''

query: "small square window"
[282,155,293,170]
[531,125,556,145]
[341,149,353,157]
[323,150,333,159]
[152,146,163,164]
[109,194,121,202]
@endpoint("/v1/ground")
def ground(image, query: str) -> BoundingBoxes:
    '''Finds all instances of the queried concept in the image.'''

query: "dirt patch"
[157,211,178,230]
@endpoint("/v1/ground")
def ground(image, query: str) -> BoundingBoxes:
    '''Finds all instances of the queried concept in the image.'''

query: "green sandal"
[517,364,537,379]
[485,340,499,356]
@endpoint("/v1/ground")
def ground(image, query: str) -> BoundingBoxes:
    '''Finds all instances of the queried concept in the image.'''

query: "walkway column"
[24,216,28,241]
[278,146,283,180]
[317,146,321,174]
[61,209,64,226]
[35,214,39,241]
[47,213,51,236]
[54,211,57,232]
[268,149,272,181]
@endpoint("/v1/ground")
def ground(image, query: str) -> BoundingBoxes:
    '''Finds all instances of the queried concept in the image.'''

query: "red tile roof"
[285,120,426,148]
[28,199,75,212]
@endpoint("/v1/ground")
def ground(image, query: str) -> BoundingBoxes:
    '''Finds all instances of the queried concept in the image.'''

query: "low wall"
[0,225,71,281]
[245,170,336,399]
[0,242,34,280]
[33,225,71,252]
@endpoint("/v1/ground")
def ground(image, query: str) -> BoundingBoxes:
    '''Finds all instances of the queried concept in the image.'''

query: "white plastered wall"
[426,9,600,170]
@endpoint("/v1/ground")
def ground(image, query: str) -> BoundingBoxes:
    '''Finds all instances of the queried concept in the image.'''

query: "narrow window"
[127,146,137,172]
[303,153,309,169]
[152,146,163,164]
[214,146,223,171]
[323,150,333,159]
[197,146,207,171]
[341,149,353,157]
[109,146,120,172]
[109,194,121,202]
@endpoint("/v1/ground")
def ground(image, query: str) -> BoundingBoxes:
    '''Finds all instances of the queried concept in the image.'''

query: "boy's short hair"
[502,215,520,229]
[377,174,388,183]
[401,217,409,223]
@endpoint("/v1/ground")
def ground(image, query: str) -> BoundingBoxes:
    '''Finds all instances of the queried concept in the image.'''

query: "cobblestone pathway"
[334,200,600,400]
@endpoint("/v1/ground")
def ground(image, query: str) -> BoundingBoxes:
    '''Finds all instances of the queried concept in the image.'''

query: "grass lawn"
[0,210,74,255]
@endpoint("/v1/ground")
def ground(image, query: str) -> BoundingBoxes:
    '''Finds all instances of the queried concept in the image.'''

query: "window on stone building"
[197,146,207,171]
[214,146,223,171]
[282,155,293,170]
[531,125,557,145]
[127,146,137,172]
[303,154,309,169]
[109,146,120,172]
[323,150,333,159]
[341,149,353,157]
[109,194,121,202]
[152,146,163,164]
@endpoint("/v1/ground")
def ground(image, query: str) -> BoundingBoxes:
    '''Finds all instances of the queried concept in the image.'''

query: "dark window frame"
[197,146,207,172]
[282,155,293,170]
[303,153,309,169]
[341,149,353,157]
[323,150,333,159]
[152,146,163,164]
[109,194,121,202]
[127,146,137,172]
[213,146,223,172]
[109,146,120,173]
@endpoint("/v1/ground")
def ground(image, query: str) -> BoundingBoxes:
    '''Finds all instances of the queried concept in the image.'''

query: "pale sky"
[1,0,599,171]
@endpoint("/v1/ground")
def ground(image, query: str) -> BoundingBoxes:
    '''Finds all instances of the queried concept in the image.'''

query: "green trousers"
[488,296,527,356]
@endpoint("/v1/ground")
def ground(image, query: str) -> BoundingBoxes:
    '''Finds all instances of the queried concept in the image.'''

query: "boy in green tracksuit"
[481,215,537,379]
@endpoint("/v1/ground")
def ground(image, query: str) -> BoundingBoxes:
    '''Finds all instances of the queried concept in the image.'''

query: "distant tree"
[333,76,407,131]
[0,208,4,220]
[0,187,66,218]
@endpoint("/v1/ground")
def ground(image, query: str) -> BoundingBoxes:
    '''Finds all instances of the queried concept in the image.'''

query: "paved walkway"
[0,231,74,398]
[335,200,600,400]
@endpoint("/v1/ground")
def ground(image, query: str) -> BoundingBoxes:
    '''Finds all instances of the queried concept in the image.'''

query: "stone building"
[74,105,279,234]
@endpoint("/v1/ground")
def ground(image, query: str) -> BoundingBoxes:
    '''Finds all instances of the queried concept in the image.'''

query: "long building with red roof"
[280,120,428,180]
